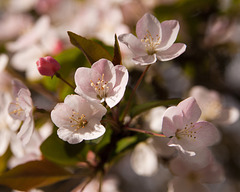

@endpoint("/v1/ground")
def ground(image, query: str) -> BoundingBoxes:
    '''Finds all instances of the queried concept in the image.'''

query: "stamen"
[69,110,88,132]
[176,122,201,140]
[90,73,109,99]
[10,99,24,117]
[141,30,161,55]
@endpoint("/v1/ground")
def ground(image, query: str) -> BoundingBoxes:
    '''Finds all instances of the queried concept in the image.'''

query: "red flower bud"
[36,56,60,76]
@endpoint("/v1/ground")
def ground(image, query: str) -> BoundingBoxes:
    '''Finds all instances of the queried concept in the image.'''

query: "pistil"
[90,74,109,99]
[69,110,88,132]
[141,30,161,55]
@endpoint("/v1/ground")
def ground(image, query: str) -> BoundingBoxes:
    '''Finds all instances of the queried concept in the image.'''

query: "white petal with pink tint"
[51,94,107,144]
[118,13,186,65]
[75,59,128,108]
[156,43,186,61]
[162,97,220,156]
[158,20,180,50]
[8,79,34,145]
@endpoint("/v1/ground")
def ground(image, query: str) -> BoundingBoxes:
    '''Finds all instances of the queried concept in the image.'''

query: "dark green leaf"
[40,130,89,165]
[0,160,72,191]
[67,31,112,65]
[130,99,181,118]
[112,34,122,65]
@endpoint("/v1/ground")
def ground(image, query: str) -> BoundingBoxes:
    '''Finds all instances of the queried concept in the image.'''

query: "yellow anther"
[141,30,161,55]
[69,111,88,132]
[90,73,109,98]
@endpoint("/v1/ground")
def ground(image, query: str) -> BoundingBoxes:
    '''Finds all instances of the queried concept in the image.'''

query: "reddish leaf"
[0,160,72,191]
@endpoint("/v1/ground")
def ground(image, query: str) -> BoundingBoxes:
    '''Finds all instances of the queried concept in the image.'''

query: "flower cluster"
[0,4,239,192]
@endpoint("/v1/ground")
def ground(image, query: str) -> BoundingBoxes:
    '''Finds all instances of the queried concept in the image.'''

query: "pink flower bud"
[36,56,60,76]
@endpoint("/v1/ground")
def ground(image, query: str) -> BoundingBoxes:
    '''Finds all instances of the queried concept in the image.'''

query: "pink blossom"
[118,13,186,65]
[51,94,107,144]
[8,79,34,145]
[168,156,225,192]
[162,97,220,156]
[36,56,61,76]
[189,86,239,125]
[74,59,128,108]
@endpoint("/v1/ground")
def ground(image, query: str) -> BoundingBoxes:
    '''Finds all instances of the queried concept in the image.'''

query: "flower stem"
[98,172,103,192]
[55,72,75,89]
[125,127,166,138]
[121,65,151,121]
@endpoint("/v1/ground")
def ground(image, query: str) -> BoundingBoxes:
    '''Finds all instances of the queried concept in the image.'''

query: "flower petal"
[0,128,11,156]
[168,138,196,157]
[133,54,157,65]
[177,97,201,125]
[80,120,106,140]
[158,20,180,50]
[156,43,186,61]
[57,128,84,144]
[174,121,220,151]
[136,13,161,40]
[51,103,73,129]
[91,59,116,86]
[11,79,28,98]
[215,107,239,125]
[17,115,34,145]
[106,65,129,108]
[177,148,213,169]
[169,177,209,192]
[162,106,184,137]
[10,133,24,158]
[118,33,146,56]
[190,121,221,147]
[74,67,98,100]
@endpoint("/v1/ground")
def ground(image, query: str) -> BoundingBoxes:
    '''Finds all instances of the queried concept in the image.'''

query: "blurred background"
[1,0,240,191]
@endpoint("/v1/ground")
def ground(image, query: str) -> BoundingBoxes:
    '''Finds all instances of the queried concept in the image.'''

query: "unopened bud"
[36,56,60,76]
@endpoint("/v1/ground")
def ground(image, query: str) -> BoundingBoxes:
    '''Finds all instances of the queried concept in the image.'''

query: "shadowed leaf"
[67,31,112,65]
[0,160,72,191]
[112,34,122,65]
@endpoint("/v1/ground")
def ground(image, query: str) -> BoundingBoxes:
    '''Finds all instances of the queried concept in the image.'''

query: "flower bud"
[36,56,60,76]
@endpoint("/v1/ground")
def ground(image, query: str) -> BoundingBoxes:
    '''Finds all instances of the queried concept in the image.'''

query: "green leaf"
[67,31,113,65]
[112,34,122,65]
[115,136,138,154]
[130,98,181,118]
[40,130,89,165]
[0,160,72,191]
[115,133,149,154]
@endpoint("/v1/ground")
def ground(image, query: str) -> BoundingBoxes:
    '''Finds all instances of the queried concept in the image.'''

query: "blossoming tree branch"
[0,12,231,192]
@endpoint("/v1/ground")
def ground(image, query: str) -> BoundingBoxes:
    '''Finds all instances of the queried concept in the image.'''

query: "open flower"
[118,13,186,65]
[51,94,107,144]
[8,79,34,145]
[168,155,225,192]
[162,97,220,156]
[189,86,239,125]
[74,59,128,108]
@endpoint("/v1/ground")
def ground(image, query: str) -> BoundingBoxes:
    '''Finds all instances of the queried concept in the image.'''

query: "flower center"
[90,74,109,99]
[176,122,198,140]
[141,30,161,55]
[9,98,25,119]
[69,110,88,132]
